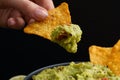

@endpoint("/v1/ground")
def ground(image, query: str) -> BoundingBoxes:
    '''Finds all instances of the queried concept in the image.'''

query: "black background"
[0,0,120,80]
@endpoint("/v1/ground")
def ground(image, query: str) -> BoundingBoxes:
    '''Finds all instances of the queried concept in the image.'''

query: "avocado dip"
[32,62,120,80]
[50,24,82,53]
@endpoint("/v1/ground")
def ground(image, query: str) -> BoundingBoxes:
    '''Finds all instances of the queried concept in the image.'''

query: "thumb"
[9,0,48,21]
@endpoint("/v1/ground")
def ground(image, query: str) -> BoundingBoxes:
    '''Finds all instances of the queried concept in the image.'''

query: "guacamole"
[51,24,82,53]
[32,62,120,80]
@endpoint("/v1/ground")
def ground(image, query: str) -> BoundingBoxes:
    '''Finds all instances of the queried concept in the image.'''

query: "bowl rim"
[24,62,74,80]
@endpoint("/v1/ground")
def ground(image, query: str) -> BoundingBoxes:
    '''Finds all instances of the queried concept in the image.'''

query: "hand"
[0,0,54,29]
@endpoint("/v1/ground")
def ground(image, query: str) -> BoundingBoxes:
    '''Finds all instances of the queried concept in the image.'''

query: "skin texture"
[0,0,54,29]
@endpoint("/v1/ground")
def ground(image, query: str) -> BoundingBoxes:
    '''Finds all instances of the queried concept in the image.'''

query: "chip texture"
[89,45,112,65]
[24,2,71,40]
[89,40,120,76]
[107,40,120,76]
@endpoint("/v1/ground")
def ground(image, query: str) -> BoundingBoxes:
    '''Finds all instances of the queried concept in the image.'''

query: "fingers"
[34,0,54,10]
[0,9,25,30]
[7,9,25,29]
[0,0,55,29]
[28,19,35,24]
[7,17,25,30]
[9,0,48,21]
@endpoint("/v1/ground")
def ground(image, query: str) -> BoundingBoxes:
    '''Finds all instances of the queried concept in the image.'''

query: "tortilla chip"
[89,40,120,76]
[24,2,71,40]
[107,40,120,76]
[89,45,112,66]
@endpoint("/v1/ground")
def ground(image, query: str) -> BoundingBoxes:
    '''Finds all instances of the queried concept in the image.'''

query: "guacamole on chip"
[24,2,82,53]
[32,62,120,80]
[51,24,82,53]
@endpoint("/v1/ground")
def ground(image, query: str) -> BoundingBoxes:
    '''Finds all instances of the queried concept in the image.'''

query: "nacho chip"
[24,2,71,40]
[89,45,112,66]
[107,40,120,76]
[89,40,120,76]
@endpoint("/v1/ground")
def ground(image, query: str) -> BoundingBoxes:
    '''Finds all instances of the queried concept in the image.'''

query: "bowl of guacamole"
[24,62,120,80]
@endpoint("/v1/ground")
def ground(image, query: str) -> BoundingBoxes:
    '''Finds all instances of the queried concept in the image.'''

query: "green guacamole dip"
[32,62,120,80]
[50,24,82,53]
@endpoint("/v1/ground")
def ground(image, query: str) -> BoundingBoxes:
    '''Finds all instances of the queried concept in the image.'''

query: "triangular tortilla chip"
[89,45,112,66]
[24,2,71,40]
[89,40,120,76]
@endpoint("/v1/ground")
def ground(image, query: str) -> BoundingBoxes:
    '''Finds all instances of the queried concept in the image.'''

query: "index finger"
[34,0,54,10]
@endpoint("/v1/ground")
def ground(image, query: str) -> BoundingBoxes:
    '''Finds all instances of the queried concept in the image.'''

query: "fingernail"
[8,18,16,26]
[28,19,35,24]
[34,8,48,21]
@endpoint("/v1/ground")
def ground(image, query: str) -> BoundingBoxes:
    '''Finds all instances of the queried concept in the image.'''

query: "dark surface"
[0,0,120,80]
